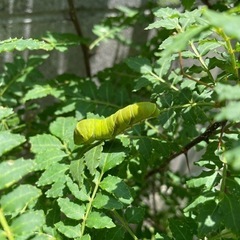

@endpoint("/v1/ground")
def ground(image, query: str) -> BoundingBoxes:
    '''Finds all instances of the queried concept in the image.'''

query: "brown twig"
[201,0,212,8]
[146,121,227,178]
[67,0,91,77]
[178,52,213,88]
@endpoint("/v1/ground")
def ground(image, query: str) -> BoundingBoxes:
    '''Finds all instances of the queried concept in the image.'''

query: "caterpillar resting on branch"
[74,102,160,145]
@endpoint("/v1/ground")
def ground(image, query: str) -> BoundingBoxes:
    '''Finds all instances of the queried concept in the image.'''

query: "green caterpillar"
[74,102,160,145]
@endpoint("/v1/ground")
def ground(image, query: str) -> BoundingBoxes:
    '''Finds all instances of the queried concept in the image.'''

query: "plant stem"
[189,41,215,83]
[0,208,14,240]
[149,71,179,91]
[219,30,239,79]
[80,171,104,237]
[220,162,227,194]
[113,210,138,240]
[89,28,120,50]
[67,0,91,77]
[160,101,214,114]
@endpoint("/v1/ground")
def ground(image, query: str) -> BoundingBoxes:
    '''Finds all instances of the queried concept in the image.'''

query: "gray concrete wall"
[0,0,150,78]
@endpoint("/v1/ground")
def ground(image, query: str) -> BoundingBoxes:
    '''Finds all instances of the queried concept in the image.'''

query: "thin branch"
[178,52,213,88]
[201,0,212,8]
[146,121,227,178]
[67,0,91,77]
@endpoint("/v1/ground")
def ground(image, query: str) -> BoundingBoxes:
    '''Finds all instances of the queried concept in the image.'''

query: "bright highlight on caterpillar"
[74,102,160,145]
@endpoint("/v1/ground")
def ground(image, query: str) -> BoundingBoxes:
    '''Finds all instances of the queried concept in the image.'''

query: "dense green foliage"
[1,1,240,239]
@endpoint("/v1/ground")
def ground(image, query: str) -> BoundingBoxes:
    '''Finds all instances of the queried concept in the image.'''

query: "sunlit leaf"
[86,211,115,229]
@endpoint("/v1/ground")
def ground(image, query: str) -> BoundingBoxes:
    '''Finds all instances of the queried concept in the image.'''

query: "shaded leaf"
[125,207,145,224]
[125,57,152,74]
[169,218,196,240]
[220,194,240,234]
[196,200,221,238]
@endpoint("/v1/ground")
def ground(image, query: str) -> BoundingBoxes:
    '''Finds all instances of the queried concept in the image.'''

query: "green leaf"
[66,176,83,200]
[86,211,115,229]
[35,149,68,170]
[70,159,85,186]
[66,175,90,201]
[215,83,240,101]
[125,207,145,224]
[220,194,240,233]
[169,218,196,240]
[37,163,68,186]
[182,0,195,10]
[42,32,83,51]
[125,57,152,74]
[100,175,133,204]
[0,38,53,53]
[204,10,240,40]
[30,134,63,153]
[93,192,123,210]
[99,151,125,173]
[215,101,240,121]
[196,200,221,237]
[22,84,62,102]
[31,234,55,240]
[55,221,81,238]
[57,197,85,220]
[11,210,45,238]
[153,7,181,19]
[46,175,66,198]
[0,107,13,120]
[0,131,25,156]
[225,144,240,171]
[0,185,41,216]
[84,144,103,175]
[198,40,222,56]
[0,231,7,240]
[0,158,36,190]
[184,192,215,212]
[100,227,125,240]
[81,234,91,240]
[49,117,77,146]
[186,171,218,190]
[146,17,179,30]
[160,25,208,57]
